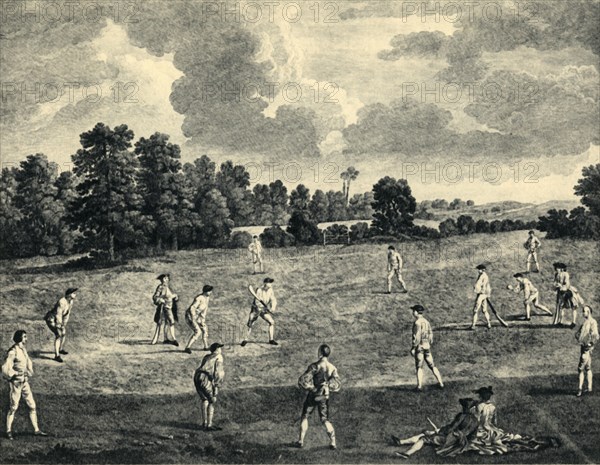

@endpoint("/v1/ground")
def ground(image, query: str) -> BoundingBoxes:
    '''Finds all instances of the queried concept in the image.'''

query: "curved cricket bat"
[486,298,509,328]
[248,284,270,310]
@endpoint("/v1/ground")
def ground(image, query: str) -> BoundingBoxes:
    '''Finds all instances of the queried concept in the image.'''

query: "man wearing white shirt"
[387,246,408,294]
[470,264,491,329]
[184,285,214,354]
[575,306,599,397]
[509,273,552,320]
[241,277,278,346]
[44,287,77,363]
[248,235,264,274]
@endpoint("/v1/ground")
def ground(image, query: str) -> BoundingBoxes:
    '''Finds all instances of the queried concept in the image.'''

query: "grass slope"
[0,231,598,463]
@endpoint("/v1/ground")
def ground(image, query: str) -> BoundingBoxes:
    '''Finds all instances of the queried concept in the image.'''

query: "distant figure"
[184,285,214,354]
[151,274,179,346]
[392,397,478,458]
[508,273,552,320]
[575,306,599,397]
[296,344,341,450]
[193,342,225,431]
[387,246,407,294]
[248,235,264,274]
[552,263,576,327]
[1,330,48,440]
[44,287,77,363]
[524,230,541,273]
[241,277,278,347]
[410,305,444,391]
[471,265,492,329]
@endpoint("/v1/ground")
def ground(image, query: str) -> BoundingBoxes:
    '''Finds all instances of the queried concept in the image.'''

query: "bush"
[287,211,321,245]
[350,222,371,242]
[228,231,253,249]
[410,225,440,239]
[260,226,296,248]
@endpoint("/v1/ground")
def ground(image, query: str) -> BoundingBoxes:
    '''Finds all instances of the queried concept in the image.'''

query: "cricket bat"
[248,284,270,311]
[486,298,510,328]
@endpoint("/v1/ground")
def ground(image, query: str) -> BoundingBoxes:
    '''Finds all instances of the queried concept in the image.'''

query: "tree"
[196,188,234,247]
[269,180,289,226]
[290,184,311,212]
[439,218,458,237]
[308,189,329,223]
[69,123,144,261]
[287,210,321,245]
[253,184,274,225]
[456,215,476,235]
[574,164,600,216]
[466,200,475,207]
[349,192,374,220]
[340,166,360,206]
[54,171,77,255]
[326,190,347,221]
[475,219,491,233]
[184,155,217,207]
[449,198,467,210]
[371,177,416,236]
[136,133,188,250]
[0,167,24,258]
[216,161,253,226]
[13,154,64,256]
[431,199,449,209]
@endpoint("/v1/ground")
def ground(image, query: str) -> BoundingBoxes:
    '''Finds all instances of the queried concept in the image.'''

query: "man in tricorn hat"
[470,265,492,330]
[241,277,278,347]
[410,304,444,391]
[184,285,214,354]
[193,342,225,431]
[44,288,78,363]
[151,274,179,346]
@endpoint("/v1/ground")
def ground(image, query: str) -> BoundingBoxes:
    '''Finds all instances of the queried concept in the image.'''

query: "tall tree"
[216,161,252,226]
[290,184,311,212]
[308,189,329,223]
[326,190,348,222]
[253,184,274,225]
[135,133,187,250]
[371,177,416,236]
[0,167,24,258]
[13,154,64,256]
[574,164,600,216]
[340,166,360,206]
[69,123,143,261]
[196,188,234,247]
[54,171,77,255]
[269,180,290,226]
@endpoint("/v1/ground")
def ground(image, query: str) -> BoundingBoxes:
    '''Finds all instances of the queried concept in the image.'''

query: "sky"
[1,0,599,204]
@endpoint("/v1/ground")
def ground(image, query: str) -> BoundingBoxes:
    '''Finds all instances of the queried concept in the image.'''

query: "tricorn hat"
[474,386,494,396]
[476,264,487,270]
[209,342,224,352]
[202,285,214,293]
[459,397,477,409]
[157,273,170,280]
[410,304,425,314]
[264,277,274,283]
[513,272,524,278]
[65,287,78,295]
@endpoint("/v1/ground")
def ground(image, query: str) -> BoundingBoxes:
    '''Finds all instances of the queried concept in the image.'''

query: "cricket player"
[410,305,444,391]
[184,285,214,354]
[470,264,492,329]
[44,287,77,363]
[241,277,278,346]
[508,273,552,320]
[296,344,341,450]
[387,246,408,294]
[553,263,576,327]
[248,235,264,274]
[151,274,179,346]
[193,342,225,430]
[524,230,541,273]
[2,330,48,440]
[575,306,599,397]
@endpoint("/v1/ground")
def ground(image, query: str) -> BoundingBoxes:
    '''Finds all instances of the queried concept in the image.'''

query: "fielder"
[296,344,341,450]
[553,263,577,327]
[151,274,179,346]
[575,306,599,397]
[241,277,278,346]
[410,305,444,391]
[2,330,48,440]
[508,273,552,320]
[470,264,492,329]
[193,342,225,430]
[387,246,408,294]
[248,235,264,274]
[524,230,541,273]
[44,287,77,363]
[184,285,214,354]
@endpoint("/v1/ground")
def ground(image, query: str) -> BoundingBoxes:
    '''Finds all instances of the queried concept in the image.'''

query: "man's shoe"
[468,325,475,330]
[34,431,48,437]
[59,350,68,355]
[576,390,583,397]
[395,452,409,459]
[402,289,408,294]
[329,444,337,450]
[269,340,279,346]
[570,323,576,329]
[6,431,14,440]
[184,348,192,354]
[241,340,248,347]
[415,386,423,392]
[438,383,445,389]
[385,291,391,295]
[163,340,170,344]
[172,340,180,347]
[293,441,303,448]
[391,435,401,446]
[54,356,64,363]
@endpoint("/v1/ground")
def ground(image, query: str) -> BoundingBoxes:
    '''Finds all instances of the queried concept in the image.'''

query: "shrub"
[228,231,253,249]
[260,226,296,248]
[287,211,321,245]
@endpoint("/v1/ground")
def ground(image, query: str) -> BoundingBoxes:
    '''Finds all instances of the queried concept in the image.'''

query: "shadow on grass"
[1,375,596,464]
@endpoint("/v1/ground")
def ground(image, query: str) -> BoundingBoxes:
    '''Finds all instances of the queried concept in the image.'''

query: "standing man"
[193,342,225,430]
[44,287,77,363]
[184,285,214,354]
[524,230,541,273]
[410,305,444,391]
[575,306,599,397]
[387,246,408,294]
[151,274,179,346]
[471,264,492,330]
[248,235,264,274]
[2,330,48,440]
[296,344,341,450]
[508,273,552,320]
[241,277,278,346]
[553,263,576,327]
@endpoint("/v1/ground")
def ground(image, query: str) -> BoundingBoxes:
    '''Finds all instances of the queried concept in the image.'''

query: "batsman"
[241,277,278,346]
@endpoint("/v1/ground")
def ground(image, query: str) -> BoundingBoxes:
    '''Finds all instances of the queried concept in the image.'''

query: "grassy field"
[0,231,599,463]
